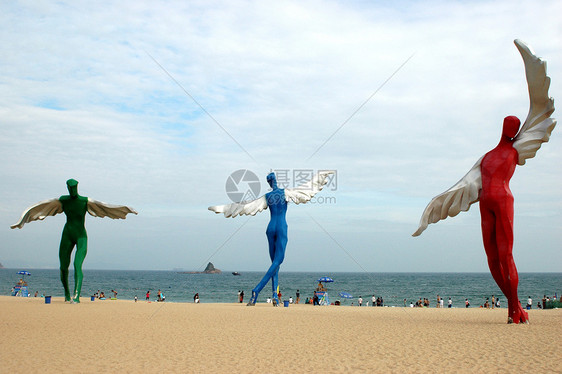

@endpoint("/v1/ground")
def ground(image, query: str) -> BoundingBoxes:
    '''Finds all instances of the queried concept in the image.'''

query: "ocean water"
[1,268,560,307]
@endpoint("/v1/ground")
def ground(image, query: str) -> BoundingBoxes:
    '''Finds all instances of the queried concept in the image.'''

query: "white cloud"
[1,0,560,272]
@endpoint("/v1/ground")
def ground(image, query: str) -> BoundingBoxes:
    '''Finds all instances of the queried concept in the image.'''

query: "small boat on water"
[232,272,241,276]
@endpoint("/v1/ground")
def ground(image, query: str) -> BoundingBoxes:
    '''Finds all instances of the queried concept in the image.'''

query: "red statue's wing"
[412,157,483,237]
[87,198,138,219]
[284,170,335,204]
[513,39,556,165]
[208,195,268,218]
[10,198,63,229]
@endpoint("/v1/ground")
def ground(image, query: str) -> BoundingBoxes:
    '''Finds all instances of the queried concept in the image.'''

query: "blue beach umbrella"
[317,276,334,283]
[339,292,353,299]
[16,271,31,291]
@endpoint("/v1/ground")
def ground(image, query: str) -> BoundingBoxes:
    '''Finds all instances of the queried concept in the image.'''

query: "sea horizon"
[3,268,560,306]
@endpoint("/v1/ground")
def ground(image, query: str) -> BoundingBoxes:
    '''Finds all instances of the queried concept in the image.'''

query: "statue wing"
[512,39,557,165]
[87,198,138,219]
[208,195,268,218]
[10,198,63,229]
[412,157,483,237]
[284,170,335,204]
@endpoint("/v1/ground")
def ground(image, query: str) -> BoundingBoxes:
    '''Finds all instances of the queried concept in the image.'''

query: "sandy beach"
[1,296,560,373]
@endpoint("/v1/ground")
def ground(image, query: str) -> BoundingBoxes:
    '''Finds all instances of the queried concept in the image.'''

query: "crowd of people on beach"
[6,284,560,309]
[255,290,562,310]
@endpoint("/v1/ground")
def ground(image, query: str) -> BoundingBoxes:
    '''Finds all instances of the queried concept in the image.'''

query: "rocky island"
[180,262,222,274]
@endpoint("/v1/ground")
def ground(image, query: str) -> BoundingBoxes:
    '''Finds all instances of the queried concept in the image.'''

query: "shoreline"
[1,295,560,373]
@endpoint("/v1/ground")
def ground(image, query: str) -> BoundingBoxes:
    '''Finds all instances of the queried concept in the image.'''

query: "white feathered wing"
[284,170,335,204]
[512,39,557,165]
[11,198,137,229]
[412,157,483,236]
[87,198,138,219]
[11,198,63,229]
[208,196,268,218]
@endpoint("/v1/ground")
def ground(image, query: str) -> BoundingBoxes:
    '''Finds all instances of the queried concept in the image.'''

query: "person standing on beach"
[296,289,300,304]
[465,299,470,308]
[492,295,495,309]
[358,296,363,307]
[448,297,452,308]
[11,179,137,303]
[373,295,377,307]
[240,290,244,303]
[146,290,150,301]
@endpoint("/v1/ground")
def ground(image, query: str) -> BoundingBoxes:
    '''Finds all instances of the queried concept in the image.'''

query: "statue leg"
[59,234,74,302]
[271,233,287,302]
[72,236,88,303]
[494,202,527,324]
[481,198,527,323]
[480,206,510,298]
[248,231,276,305]
[248,231,286,306]
[268,236,277,301]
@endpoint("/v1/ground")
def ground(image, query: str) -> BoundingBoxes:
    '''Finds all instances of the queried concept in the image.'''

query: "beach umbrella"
[339,292,353,299]
[17,270,31,281]
[317,276,334,283]
[16,271,31,294]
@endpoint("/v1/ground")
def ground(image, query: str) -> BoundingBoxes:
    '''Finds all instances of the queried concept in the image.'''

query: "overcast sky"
[1,0,560,272]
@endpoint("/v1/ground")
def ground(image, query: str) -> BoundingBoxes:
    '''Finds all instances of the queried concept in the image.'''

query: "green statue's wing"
[11,198,63,229]
[87,198,138,219]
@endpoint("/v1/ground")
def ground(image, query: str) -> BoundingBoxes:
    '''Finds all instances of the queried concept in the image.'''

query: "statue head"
[66,179,79,198]
[266,172,277,189]
[502,115,520,139]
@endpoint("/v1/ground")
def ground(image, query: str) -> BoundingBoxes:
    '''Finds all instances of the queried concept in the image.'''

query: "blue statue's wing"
[412,157,483,237]
[208,195,268,218]
[512,39,556,166]
[284,170,335,204]
[11,198,63,229]
[87,198,138,219]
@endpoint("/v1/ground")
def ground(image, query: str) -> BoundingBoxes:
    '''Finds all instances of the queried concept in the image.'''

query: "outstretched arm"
[11,198,63,229]
[87,198,137,219]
